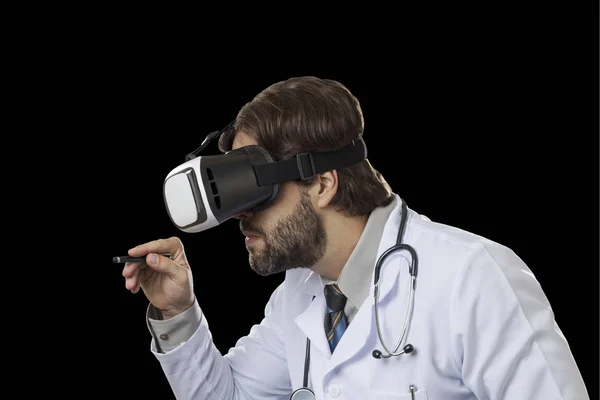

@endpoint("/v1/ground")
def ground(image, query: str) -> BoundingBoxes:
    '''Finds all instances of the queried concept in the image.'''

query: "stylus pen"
[112,254,172,263]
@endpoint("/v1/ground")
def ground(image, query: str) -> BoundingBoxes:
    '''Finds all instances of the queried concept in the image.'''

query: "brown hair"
[218,76,393,216]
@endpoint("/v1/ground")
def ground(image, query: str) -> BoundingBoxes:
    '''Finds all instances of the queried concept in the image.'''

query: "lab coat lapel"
[293,261,404,369]
[294,273,332,358]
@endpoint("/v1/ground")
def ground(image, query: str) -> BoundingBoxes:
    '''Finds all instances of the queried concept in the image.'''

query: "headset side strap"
[253,139,368,185]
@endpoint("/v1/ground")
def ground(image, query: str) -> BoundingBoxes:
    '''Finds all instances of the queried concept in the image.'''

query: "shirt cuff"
[146,298,202,353]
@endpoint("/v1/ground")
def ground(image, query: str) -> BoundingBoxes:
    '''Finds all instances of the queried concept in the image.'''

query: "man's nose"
[232,210,253,220]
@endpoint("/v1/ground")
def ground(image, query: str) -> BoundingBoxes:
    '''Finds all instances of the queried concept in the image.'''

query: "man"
[122,76,589,399]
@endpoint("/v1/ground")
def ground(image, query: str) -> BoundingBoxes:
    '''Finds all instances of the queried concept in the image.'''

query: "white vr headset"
[163,125,368,233]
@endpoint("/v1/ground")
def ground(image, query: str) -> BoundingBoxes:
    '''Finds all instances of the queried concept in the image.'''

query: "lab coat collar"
[291,268,324,297]
[366,193,408,304]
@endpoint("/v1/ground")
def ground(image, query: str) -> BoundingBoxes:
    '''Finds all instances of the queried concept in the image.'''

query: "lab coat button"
[159,334,169,340]
[327,384,340,398]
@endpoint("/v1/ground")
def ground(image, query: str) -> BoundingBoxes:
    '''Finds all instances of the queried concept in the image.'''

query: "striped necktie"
[324,283,348,352]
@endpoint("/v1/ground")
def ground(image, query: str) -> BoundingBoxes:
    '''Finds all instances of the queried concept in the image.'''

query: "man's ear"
[315,170,338,209]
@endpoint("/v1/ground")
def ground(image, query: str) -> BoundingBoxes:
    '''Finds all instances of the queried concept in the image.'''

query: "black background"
[34,9,597,399]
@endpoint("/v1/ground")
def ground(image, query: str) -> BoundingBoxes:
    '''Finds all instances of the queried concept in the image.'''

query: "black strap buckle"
[296,152,316,180]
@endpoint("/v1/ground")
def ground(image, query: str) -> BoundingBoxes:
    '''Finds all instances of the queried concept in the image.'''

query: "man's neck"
[311,213,369,281]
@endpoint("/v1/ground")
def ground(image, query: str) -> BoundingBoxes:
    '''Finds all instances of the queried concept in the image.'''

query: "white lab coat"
[152,196,589,399]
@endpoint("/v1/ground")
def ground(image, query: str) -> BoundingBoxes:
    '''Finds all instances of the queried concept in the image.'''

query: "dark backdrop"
[90,74,597,398]
[52,19,598,400]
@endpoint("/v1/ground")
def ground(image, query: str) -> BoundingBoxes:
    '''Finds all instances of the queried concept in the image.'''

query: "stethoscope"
[290,198,418,399]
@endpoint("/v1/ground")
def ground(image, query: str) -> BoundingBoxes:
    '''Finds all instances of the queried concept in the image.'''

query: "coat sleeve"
[450,243,589,400]
[152,283,291,400]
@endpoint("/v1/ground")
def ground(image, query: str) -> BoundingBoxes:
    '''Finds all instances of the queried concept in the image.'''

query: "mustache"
[240,221,265,236]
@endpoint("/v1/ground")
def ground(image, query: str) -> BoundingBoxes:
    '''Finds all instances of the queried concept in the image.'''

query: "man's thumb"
[146,253,175,276]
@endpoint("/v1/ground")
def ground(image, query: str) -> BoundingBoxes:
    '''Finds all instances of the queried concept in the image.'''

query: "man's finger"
[128,237,182,257]
[122,262,142,278]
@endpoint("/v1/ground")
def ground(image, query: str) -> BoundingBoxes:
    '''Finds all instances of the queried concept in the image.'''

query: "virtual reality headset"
[163,124,368,233]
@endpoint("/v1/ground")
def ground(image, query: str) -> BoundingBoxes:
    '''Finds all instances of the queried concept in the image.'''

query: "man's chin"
[249,257,283,276]
[249,264,277,276]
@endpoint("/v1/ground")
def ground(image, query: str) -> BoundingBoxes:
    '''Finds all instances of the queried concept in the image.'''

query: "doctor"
[122,76,589,399]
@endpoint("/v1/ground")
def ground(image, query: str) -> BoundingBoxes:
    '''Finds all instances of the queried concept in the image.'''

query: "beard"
[241,191,327,276]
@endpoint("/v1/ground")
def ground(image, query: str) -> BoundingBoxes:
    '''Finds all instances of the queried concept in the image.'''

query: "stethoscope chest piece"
[290,387,315,400]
